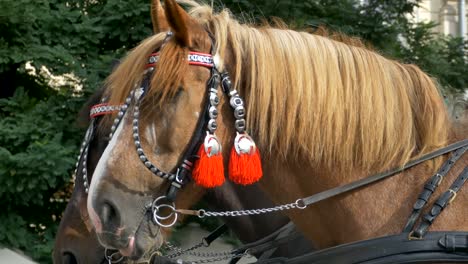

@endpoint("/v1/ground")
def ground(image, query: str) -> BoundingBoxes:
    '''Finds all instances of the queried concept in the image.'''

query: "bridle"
[104,32,251,228]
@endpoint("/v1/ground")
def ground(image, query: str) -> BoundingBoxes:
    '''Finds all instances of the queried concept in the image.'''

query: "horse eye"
[173,87,183,100]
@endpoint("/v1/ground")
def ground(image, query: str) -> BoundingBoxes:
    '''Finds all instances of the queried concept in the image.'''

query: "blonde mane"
[107,1,450,173]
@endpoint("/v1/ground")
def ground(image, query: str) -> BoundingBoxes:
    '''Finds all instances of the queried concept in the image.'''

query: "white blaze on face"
[87,113,127,233]
[145,123,157,145]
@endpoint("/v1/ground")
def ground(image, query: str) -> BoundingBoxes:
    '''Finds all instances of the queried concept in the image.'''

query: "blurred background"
[0,0,466,263]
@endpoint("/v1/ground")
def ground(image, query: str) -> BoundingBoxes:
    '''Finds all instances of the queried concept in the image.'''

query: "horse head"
[85,0,226,258]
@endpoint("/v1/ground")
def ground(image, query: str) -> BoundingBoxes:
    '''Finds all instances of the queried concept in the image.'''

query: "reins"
[171,139,468,220]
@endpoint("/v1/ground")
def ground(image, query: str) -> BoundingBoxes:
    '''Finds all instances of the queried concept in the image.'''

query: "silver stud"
[122,105,128,111]
[145,161,152,168]
[85,188,89,193]
[126,98,132,104]
[137,148,144,155]
[208,120,217,133]
[209,106,218,119]
[150,167,158,173]
[118,111,124,118]
[133,120,138,126]
[111,125,116,131]
[133,126,138,133]
[210,93,220,106]
[157,171,163,177]
[135,141,141,147]
[169,175,175,181]
[230,96,244,108]
[235,119,246,133]
[140,155,147,162]
[133,133,139,140]
[234,106,245,119]
[114,118,120,125]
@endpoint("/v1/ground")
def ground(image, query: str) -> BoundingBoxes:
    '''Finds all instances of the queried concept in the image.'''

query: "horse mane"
[106,1,450,173]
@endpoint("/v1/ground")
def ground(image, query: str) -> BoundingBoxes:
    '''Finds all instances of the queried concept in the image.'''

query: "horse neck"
[204,182,290,243]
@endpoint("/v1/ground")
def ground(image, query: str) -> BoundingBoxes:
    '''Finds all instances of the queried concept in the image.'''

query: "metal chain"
[163,242,251,264]
[163,241,205,258]
[195,199,306,218]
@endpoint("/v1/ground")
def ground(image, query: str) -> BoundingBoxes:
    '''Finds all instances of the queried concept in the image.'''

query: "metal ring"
[105,248,125,263]
[295,199,307,209]
[154,211,178,228]
[197,209,206,218]
[153,204,176,220]
[152,196,174,207]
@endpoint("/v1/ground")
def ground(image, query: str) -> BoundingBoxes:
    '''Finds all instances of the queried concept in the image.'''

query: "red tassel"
[193,143,225,188]
[229,145,263,185]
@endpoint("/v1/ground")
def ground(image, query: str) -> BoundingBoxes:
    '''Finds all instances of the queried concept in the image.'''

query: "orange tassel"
[193,143,225,188]
[229,146,263,185]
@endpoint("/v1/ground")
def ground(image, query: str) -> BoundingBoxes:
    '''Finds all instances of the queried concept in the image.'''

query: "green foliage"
[0,0,153,262]
[396,22,468,93]
[0,0,466,263]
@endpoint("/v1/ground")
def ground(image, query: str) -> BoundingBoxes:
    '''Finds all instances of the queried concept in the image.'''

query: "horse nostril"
[100,201,120,228]
[62,252,77,264]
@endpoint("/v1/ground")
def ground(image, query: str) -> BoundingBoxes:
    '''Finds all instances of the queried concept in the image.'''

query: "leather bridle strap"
[403,144,468,232]
[300,139,468,207]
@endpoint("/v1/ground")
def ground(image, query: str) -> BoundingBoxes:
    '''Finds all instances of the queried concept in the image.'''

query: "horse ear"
[164,0,199,47]
[151,0,169,33]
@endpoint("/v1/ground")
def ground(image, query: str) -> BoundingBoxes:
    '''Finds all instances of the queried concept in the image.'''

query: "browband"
[146,51,214,68]
[90,103,122,118]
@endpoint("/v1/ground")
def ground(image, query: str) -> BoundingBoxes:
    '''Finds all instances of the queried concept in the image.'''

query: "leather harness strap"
[403,145,468,233]
[301,139,468,207]
[255,232,468,264]
[411,166,468,239]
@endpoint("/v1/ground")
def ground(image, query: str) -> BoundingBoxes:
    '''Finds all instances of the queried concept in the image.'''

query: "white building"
[414,0,467,39]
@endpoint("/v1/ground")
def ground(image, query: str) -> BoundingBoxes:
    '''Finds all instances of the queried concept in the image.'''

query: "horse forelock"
[107,1,450,174]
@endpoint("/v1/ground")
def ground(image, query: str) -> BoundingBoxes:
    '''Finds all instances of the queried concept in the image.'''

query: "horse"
[54,66,313,264]
[85,0,467,261]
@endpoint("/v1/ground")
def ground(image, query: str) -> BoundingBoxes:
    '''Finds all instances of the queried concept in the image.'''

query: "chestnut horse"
[53,90,313,263]
[85,0,467,261]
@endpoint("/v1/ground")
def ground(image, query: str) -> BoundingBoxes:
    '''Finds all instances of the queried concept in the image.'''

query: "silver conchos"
[234,133,256,155]
[203,133,222,157]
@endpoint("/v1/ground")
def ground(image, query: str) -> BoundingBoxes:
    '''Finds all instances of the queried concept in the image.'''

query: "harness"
[75,31,468,263]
